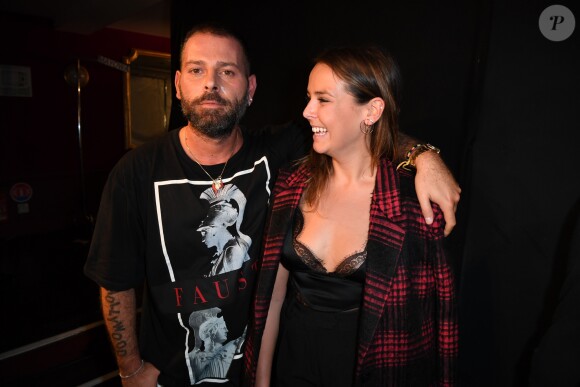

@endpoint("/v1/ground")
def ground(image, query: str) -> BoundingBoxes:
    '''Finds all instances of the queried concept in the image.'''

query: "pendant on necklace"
[212,178,223,194]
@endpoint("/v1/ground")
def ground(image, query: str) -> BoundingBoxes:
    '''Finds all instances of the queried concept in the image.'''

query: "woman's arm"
[256,264,290,387]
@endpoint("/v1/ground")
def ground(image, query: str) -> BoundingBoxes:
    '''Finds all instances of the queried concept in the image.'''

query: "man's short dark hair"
[180,21,252,76]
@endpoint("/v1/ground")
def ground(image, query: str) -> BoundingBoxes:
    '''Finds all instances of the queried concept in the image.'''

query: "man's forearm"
[100,287,142,375]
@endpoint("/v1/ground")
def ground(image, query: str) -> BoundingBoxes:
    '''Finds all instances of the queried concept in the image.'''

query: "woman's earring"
[360,119,374,134]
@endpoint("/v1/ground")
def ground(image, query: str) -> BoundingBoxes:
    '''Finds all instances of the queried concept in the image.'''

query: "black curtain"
[459,1,580,386]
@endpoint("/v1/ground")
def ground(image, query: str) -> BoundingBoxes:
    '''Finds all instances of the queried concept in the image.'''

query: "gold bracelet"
[397,143,440,171]
[119,359,144,379]
[409,143,440,166]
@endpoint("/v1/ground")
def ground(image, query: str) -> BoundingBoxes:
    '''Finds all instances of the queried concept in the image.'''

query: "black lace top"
[281,208,367,312]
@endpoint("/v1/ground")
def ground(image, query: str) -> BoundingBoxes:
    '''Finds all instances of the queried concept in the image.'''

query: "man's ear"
[248,74,257,103]
[175,70,182,100]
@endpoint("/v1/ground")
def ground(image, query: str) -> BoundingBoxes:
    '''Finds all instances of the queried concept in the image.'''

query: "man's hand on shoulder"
[414,151,461,236]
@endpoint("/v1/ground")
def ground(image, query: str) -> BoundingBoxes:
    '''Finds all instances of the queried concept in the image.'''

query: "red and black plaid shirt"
[244,159,458,386]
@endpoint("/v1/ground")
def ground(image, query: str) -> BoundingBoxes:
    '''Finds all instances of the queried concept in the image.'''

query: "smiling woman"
[124,48,172,148]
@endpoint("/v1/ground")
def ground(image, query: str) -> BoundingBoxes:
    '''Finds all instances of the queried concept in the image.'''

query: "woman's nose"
[303,103,316,120]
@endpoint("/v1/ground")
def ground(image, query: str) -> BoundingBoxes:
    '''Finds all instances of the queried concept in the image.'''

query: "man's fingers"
[443,207,457,237]
[419,195,434,225]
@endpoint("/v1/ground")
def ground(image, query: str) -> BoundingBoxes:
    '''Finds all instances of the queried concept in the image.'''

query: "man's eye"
[222,69,235,77]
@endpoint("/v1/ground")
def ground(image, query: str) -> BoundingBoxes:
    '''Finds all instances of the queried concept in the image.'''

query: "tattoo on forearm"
[105,291,128,357]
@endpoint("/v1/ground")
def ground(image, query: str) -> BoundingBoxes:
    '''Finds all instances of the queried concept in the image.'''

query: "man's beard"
[180,90,249,139]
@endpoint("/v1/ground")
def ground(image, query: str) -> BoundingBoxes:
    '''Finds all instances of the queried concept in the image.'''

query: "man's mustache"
[196,92,228,105]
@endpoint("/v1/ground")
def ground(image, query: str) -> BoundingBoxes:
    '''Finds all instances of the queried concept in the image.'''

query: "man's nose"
[204,70,219,91]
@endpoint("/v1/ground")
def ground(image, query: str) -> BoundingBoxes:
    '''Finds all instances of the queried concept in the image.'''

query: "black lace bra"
[292,208,366,276]
[280,208,367,312]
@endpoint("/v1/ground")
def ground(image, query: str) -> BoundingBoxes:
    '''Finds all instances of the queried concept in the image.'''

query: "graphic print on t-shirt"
[186,184,250,383]
[152,156,272,385]
[198,184,252,277]
[187,307,247,383]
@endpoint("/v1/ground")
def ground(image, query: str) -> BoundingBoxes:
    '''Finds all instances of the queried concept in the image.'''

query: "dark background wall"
[459,1,580,386]
[1,0,578,385]
[0,14,170,239]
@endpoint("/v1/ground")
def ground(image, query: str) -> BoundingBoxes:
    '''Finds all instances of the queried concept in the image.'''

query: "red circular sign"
[9,182,33,203]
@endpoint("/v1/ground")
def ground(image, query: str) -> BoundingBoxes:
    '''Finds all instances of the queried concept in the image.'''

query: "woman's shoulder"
[276,162,309,185]
[396,166,418,199]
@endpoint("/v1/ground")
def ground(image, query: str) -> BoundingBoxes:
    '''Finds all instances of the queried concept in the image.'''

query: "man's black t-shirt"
[85,124,307,386]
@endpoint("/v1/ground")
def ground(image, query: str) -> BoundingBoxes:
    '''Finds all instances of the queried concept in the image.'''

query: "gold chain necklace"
[184,129,238,194]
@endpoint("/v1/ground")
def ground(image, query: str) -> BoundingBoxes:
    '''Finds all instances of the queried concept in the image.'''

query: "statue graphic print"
[188,309,247,382]
[198,184,252,277]
[186,184,250,383]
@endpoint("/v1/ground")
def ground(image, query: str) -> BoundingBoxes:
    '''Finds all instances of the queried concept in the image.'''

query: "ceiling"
[0,0,171,38]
